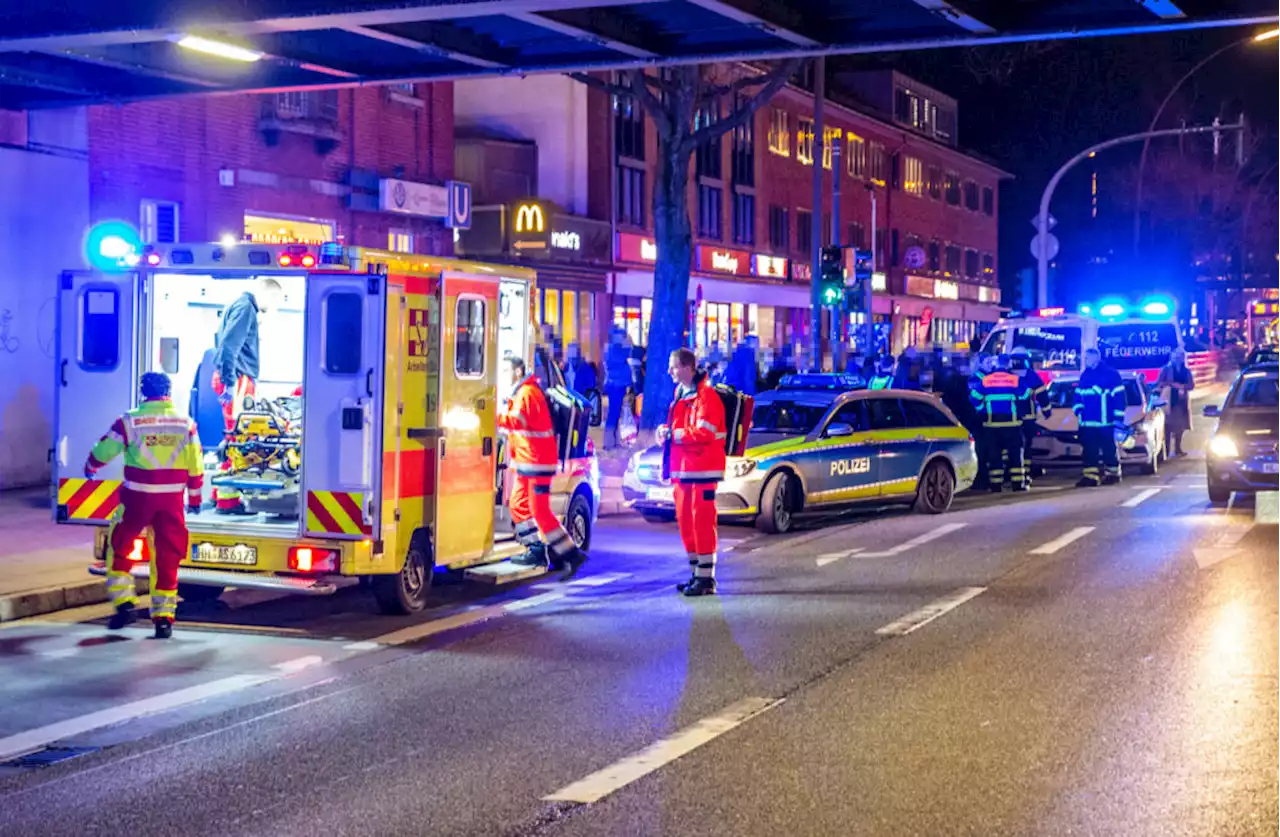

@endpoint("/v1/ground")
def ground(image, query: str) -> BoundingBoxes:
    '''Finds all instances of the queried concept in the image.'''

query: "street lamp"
[1132,27,1278,253]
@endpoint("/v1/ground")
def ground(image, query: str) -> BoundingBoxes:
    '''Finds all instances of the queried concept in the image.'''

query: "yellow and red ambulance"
[58,241,599,614]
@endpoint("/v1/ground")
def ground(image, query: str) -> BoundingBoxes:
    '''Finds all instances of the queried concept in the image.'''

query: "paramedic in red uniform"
[660,348,727,597]
[85,372,204,639]
[497,355,586,580]
[211,277,282,514]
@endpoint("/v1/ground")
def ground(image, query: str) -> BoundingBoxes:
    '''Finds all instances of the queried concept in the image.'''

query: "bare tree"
[569,61,798,435]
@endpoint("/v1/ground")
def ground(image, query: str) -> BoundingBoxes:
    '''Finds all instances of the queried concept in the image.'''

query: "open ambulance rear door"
[300,271,386,546]
[53,270,140,525]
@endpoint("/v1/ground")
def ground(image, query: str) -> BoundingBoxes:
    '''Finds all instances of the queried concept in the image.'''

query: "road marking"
[816,547,864,567]
[503,591,567,612]
[342,641,382,651]
[874,586,986,636]
[369,604,508,647]
[566,572,633,588]
[272,655,324,675]
[1030,526,1095,555]
[858,522,969,559]
[543,696,782,804]
[1193,524,1253,569]
[1122,488,1163,508]
[0,673,271,761]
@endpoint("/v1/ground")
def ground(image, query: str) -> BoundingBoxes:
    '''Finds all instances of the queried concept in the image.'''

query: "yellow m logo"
[514,203,544,234]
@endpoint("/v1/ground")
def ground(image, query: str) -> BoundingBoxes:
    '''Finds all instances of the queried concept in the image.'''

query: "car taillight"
[127,537,149,563]
[288,546,337,573]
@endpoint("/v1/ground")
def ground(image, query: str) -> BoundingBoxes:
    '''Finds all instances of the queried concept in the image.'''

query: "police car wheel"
[567,492,592,552]
[372,540,433,614]
[913,460,955,515]
[756,471,795,535]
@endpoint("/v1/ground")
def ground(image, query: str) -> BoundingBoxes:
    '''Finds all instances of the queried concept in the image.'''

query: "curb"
[0,579,109,622]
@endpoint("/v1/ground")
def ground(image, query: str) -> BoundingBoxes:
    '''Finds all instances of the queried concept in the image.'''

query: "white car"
[1030,372,1168,475]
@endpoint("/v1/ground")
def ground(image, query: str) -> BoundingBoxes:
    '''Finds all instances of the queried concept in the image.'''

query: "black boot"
[1102,474,1121,486]
[1075,477,1098,488]
[107,602,136,630]
[682,577,717,597]
[1012,482,1030,493]
[557,547,587,581]
[511,542,547,567]
[153,618,173,640]
[988,484,1004,494]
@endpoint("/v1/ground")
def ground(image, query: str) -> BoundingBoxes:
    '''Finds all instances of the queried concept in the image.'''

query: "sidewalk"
[0,488,102,621]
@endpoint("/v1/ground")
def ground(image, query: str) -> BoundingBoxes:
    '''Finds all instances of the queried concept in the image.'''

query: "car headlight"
[1209,435,1239,458]
[727,459,757,479]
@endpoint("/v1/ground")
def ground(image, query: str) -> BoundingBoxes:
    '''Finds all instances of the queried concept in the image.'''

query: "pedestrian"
[1010,347,1050,482]
[602,329,632,448]
[497,355,586,579]
[659,348,727,597]
[562,342,597,395]
[970,354,1035,492]
[725,336,759,396]
[86,372,203,639]
[1073,347,1127,487]
[211,277,282,514]
[867,355,895,390]
[1155,347,1195,456]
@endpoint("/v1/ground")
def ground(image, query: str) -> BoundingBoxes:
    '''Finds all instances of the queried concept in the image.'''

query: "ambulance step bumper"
[464,561,549,584]
[89,562,338,595]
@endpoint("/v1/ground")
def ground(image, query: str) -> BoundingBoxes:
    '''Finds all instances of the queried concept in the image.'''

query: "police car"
[1029,371,1168,474]
[623,383,978,533]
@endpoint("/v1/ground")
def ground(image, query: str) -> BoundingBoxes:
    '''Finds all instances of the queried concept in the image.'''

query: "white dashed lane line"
[874,586,987,637]
[1122,487,1163,507]
[1029,526,1095,555]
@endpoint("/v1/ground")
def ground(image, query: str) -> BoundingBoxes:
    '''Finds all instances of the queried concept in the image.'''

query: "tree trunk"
[639,142,693,434]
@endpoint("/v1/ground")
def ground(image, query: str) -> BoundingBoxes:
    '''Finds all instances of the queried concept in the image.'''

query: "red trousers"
[510,472,573,558]
[674,480,719,578]
[212,372,256,509]
[108,489,187,621]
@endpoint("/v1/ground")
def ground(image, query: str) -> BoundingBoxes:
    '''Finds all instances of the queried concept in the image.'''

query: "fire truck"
[57,238,599,614]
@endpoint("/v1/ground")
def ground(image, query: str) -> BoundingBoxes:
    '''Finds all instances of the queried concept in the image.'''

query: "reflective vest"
[970,370,1033,428]
[1016,368,1050,422]
[1073,365,1126,427]
[668,377,727,482]
[499,376,558,476]
[86,398,203,501]
[867,374,893,390]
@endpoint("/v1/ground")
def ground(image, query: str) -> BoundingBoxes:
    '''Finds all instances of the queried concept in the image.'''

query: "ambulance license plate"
[192,542,257,565]
[646,485,675,504]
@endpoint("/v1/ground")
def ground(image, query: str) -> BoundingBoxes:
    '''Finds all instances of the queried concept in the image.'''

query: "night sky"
[836,25,1280,309]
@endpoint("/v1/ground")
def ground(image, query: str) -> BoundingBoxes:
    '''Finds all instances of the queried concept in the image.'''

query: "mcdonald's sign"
[510,201,549,251]
[514,202,545,234]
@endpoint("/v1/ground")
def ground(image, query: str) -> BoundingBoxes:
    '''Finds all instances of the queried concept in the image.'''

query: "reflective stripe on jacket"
[499,376,559,476]
[1073,365,1126,427]
[668,376,727,482]
[86,399,204,501]
[867,374,893,390]
[1017,369,1050,421]
[970,371,1034,428]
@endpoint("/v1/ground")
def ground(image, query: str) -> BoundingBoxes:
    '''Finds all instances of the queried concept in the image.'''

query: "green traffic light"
[821,286,841,305]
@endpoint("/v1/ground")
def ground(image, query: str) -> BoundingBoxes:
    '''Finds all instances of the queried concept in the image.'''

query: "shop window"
[617,164,645,227]
[698,184,723,240]
[768,205,789,251]
[140,199,179,244]
[388,229,414,253]
[964,249,979,278]
[80,287,120,370]
[324,292,362,375]
[455,297,486,378]
[982,186,995,216]
[796,118,815,165]
[796,210,812,253]
[846,133,866,178]
[732,191,755,246]
[767,108,790,157]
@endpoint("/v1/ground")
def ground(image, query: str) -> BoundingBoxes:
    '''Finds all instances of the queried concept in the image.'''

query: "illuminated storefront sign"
[871,271,887,292]
[696,246,752,276]
[753,254,788,279]
[550,230,581,251]
[934,280,960,300]
[617,232,659,263]
[243,213,334,245]
[514,202,545,233]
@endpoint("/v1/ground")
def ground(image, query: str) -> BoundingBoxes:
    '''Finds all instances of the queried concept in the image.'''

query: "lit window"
[796,118,814,165]
[846,133,866,178]
[821,126,840,170]
[767,108,790,157]
[388,230,414,254]
[902,156,924,197]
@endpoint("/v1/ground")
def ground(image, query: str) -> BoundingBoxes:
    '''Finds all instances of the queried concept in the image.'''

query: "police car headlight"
[1209,435,1239,458]
[727,459,757,479]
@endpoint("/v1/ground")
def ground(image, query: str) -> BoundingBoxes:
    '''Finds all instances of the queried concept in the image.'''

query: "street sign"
[1031,213,1057,231]
[1030,232,1059,260]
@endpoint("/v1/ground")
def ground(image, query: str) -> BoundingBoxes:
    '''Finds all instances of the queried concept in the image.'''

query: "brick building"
[88,83,456,255]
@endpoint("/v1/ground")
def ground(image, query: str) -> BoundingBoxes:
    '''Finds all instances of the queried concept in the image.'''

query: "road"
[0,448,1275,837]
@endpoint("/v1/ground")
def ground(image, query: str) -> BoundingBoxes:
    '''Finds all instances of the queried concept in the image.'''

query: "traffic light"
[819,246,843,306]
[845,248,872,312]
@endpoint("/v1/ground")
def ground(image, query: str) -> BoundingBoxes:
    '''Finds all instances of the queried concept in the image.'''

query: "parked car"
[1030,372,1168,475]
[1203,363,1279,504]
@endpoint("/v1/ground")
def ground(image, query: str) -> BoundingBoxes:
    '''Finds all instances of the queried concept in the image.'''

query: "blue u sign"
[447,181,472,230]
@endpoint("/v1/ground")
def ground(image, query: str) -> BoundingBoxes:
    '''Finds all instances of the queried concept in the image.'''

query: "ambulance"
[57,239,599,614]
[979,298,1183,385]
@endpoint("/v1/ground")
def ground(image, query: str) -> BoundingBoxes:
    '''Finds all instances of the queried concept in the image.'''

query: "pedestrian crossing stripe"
[57,478,121,521]
[305,490,371,537]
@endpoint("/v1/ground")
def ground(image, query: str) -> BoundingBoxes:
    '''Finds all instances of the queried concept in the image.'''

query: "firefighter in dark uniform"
[968,354,997,490]
[1010,347,1050,484]
[970,354,1036,492]
[1073,347,1127,487]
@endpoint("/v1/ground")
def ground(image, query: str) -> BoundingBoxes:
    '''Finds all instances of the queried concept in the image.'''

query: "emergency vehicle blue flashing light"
[1139,296,1173,317]
[85,221,143,273]
[1098,302,1127,319]
[1078,304,1094,316]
